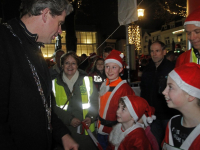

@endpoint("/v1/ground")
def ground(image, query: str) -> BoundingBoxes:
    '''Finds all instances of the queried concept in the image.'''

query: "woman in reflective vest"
[52,52,99,150]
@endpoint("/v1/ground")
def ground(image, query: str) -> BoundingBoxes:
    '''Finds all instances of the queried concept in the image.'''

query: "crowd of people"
[1,0,200,150]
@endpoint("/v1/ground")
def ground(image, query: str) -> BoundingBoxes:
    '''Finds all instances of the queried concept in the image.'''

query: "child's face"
[96,60,104,71]
[105,62,123,82]
[117,103,133,124]
[162,76,189,110]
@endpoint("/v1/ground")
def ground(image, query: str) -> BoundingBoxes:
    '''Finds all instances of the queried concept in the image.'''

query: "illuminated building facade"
[41,30,97,57]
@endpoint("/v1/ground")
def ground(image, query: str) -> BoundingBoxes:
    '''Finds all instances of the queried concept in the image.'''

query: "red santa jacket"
[108,123,152,150]
[162,115,200,150]
[98,77,135,134]
[175,50,191,68]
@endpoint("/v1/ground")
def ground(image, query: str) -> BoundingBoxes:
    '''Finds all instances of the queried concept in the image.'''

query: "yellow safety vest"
[52,76,95,135]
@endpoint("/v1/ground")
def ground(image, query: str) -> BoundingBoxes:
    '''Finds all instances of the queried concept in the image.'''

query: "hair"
[20,0,72,17]
[166,51,175,58]
[81,54,87,58]
[119,98,126,109]
[103,46,113,53]
[151,40,166,50]
[60,51,80,66]
[55,49,65,57]
[91,58,104,72]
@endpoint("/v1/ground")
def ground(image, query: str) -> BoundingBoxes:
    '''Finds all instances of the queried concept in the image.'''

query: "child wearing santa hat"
[97,50,135,150]
[162,63,200,149]
[108,95,155,150]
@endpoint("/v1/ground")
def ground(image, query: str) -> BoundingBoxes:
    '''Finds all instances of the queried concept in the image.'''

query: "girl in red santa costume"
[162,63,200,150]
[108,95,156,150]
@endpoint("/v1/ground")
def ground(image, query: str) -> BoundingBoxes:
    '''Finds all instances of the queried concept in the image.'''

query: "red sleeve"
[161,122,170,148]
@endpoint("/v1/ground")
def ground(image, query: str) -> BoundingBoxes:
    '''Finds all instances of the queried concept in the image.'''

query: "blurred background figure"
[138,58,148,80]
[88,58,106,91]
[52,52,99,150]
[166,51,176,65]
[85,52,99,73]
[49,49,65,80]
[79,53,89,71]
[103,46,113,59]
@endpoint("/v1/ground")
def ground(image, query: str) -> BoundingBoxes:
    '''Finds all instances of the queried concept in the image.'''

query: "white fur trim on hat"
[123,96,138,121]
[105,59,123,68]
[169,70,200,99]
[184,21,200,27]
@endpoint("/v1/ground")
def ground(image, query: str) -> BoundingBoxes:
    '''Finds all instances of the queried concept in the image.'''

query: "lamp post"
[126,8,144,82]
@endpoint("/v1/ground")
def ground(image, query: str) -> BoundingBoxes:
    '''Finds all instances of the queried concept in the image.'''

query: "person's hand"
[62,134,79,150]
[70,118,81,127]
[82,117,92,127]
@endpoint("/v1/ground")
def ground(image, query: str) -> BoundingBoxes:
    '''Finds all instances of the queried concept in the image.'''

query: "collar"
[18,19,44,47]
[106,77,122,86]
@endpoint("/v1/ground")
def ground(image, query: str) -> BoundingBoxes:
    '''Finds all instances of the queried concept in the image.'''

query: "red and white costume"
[98,77,135,134]
[175,50,192,68]
[162,115,200,150]
[108,123,152,150]
[176,8,200,68]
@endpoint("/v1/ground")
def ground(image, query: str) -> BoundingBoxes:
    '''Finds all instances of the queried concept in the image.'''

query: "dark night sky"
[0,0,21,21]
[0,0,180,38]
[0,0,159,27]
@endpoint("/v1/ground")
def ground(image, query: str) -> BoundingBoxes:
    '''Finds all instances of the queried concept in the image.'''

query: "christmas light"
[128,24,141,51]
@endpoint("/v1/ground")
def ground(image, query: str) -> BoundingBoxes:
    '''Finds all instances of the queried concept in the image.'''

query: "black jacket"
[0,18,69,150]
[140,57,178,120]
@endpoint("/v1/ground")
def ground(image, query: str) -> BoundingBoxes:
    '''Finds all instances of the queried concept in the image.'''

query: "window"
[165,37,170,44]
[145,36,148,42]
[76,31,97,56]
[177,34,183,42]
[41,31,97,57]
[170,24,175,28]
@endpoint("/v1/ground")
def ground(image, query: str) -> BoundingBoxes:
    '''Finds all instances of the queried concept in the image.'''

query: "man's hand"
[62,134,79,150]
[82,117,92,127]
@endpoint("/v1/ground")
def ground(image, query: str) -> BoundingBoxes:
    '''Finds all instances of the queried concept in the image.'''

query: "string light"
[164,2,186,17]
[128,24,141,51]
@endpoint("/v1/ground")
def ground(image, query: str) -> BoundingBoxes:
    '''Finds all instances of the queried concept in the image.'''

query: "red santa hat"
[169,63,200,99]
[89,52,98,59]
[122,95,156,123]
[105,50,124,67]
[184,8,200,27]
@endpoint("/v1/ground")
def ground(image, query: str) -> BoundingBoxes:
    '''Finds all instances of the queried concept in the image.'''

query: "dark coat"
[140,57,178,120]
[0,18,69,150]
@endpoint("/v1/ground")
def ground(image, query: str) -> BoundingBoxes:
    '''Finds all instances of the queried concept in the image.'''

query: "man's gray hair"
[20,0,73,17]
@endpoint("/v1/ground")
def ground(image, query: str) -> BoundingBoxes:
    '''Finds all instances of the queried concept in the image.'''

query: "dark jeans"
[150,119,169,150]
[97,133,108,150]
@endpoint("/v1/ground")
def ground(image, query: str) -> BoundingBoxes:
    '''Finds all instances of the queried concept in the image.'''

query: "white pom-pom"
[147,117,153,124]
[120,53,124,58]
[152,115,156,120]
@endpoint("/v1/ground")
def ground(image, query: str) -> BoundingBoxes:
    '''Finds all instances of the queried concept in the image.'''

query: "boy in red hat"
[176,8,200,67]
[108,95,154,150]
[97,50,135,150]
[162,63,200,149]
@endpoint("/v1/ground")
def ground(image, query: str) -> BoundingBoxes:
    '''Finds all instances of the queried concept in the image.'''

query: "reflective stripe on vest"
[191,48,200,64]
[52,76,95,135]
